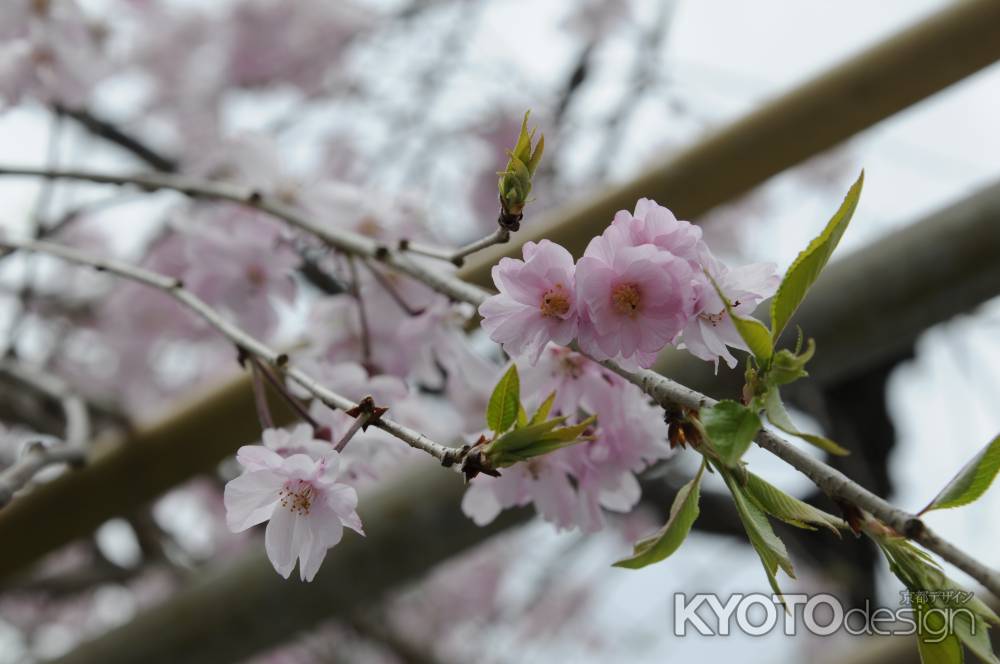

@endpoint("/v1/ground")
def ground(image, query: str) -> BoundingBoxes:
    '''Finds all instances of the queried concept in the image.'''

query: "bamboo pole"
[458,0,1000,286]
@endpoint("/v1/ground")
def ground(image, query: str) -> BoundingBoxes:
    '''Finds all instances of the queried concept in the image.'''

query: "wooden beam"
[458,0,1000,286]
[0,372,296,581]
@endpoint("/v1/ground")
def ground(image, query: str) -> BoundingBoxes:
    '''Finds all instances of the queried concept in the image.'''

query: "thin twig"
[346,256,372,368]
[55,106,179,172]
[0,361,91,508]
[334,396,377,453]
[399,227,510,267]
[248,359,274,430]
[0,237,461,469]
[249,355,323,433]
[360,258,425,316]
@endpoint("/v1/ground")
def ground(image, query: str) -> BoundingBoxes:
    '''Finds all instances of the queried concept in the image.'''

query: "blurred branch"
[0,361,91,508]
[0,236,461,467]
[55,106,179,173]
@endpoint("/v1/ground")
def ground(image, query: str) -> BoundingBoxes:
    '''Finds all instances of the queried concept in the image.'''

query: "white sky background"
[1,0,1000,662]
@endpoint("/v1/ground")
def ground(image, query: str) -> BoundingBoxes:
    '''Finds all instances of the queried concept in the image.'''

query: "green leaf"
[489,417,564,456]
[706,272,773,365]
[743,471,844,535]
[722,468,795,596]
[915,601,964,664]
[516,403,528,428]
[486,415,596,467]
[530,391,557,425]
[486,364,520,434]
[766,339,816,388]
[615,463,704,569]
[770,172,864,343]
[922,433,1000,513]
[701,400,761,467]
[764,389,849,456]
[875,535,999,664]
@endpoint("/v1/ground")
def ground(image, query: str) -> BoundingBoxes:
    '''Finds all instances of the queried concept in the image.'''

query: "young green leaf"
[743,471,844,535]
[486,415,596,467]
[614,463,705,569]
[721,468,795,598]
[875,534,999,664]
[486,364,520,434]
[701,400,761,467]
[914,601,964,664]
[530,391,557,425]
[921,433,1000,514]
[770,172,864,343]
[706,272,773,365]
[764,389,849,456]
[766,339,815,388]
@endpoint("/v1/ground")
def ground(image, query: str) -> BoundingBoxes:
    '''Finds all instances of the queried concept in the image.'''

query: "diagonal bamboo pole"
[458,0,1000,286]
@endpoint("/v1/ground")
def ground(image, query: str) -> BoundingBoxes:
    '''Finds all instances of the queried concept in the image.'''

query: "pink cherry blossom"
[610,198,704,264]
[260,424,335,461]
[0,0,107,108]
[479,240,578,365]
[679,246,779,370]
[225,445,363,581]
[575,225,699,367]
[178,205,300,339]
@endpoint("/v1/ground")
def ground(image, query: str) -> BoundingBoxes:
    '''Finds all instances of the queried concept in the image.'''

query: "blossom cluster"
[480,199,779,370]
[462,346,670,532]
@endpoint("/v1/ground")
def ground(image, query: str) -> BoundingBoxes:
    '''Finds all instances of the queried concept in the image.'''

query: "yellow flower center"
[611,283,642,317]
[278,481,315,516]
[540,284,570,317]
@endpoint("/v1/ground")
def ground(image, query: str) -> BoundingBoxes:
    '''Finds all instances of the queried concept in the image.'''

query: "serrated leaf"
[722,468,795,596]
[530,391,557,425]
[876,535,1000,664]
[614,463,705,569]
[706,272,773,365]
[743,472,844,535]
[701,400,761,467]
[771,172,864,343]
[486,364,520,434]
[767,339,816,388]
[922,433,1000,513]
[764,389,849,456]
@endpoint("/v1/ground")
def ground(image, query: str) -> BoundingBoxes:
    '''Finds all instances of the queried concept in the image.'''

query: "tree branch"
[0,361,91,507]
[1,167,998,599]
[0,237,461,470]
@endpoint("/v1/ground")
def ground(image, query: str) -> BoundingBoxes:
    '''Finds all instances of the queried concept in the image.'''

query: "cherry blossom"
[225,445,363,581]
[479,240,578,365]
[575,226,699,367]
[679,246,780,370]
[0,0,107,108]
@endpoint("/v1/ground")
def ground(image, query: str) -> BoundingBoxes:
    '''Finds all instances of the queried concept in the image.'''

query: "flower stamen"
[539,284,571,317]
[611,283,642,317]
[279,480,315,515]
